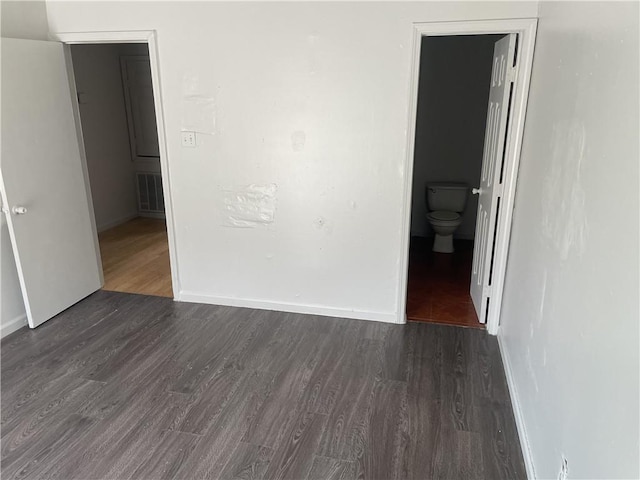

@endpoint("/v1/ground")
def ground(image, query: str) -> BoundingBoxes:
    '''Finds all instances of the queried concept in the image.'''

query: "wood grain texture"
[99,217,172,298]
[306,456,358,480]
[263,411,327,480]
[219,442,273,480]
[1,292,526,479]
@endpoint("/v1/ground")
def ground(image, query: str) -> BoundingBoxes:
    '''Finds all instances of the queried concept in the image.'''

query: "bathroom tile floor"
[406,237,483,328]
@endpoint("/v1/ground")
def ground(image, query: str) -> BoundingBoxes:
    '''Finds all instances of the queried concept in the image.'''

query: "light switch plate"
[181,131,196,147]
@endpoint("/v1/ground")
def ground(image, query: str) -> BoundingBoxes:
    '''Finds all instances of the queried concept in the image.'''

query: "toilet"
[425,182,469,253]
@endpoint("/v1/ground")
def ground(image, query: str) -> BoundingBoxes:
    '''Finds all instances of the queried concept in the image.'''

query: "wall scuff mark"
[541,120,589,260]
[222,183,277,228]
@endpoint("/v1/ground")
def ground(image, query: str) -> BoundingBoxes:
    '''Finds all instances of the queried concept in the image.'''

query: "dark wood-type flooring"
[1,291,525,479]
[407,237,482,328]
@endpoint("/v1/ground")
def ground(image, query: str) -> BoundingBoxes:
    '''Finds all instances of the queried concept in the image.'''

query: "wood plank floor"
[1,292,526,479]
[407,237,482,329]
[99,217,172,298]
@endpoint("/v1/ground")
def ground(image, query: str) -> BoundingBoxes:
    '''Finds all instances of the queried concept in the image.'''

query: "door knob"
[472,188,482,195]
[12,206,27,215]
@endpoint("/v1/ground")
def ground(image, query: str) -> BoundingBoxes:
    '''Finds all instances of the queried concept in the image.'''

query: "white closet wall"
[71,44,138,231]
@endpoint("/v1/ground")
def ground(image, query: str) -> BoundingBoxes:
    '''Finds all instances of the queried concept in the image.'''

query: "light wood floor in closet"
[98,217,172,298]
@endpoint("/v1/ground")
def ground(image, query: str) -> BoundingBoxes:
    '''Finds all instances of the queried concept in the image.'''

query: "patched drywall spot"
[181,72,217,135]
[182,96,216,135]
[291,131,306,152]
[541,121,589,260]
[182,72,201,96]
[222,184,277,228]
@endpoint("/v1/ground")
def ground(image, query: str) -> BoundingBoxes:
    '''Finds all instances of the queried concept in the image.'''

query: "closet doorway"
[70,43,172,298]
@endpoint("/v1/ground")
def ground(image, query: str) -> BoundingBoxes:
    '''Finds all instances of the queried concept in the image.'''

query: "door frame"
[397,19,538,334]
[50,30,181,298]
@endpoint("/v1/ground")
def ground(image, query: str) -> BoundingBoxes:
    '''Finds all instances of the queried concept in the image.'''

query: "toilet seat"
[427,210,460,222]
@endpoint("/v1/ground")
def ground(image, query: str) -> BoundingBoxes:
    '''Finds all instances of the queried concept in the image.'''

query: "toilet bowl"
[427,211,463,253]
[425,183,468,253]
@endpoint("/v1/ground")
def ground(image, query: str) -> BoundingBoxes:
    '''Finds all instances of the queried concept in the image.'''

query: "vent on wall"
[136,172,165,216]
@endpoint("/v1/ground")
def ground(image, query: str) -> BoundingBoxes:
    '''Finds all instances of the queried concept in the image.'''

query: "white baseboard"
[138,212,166,220]
[177,291,399,324]
[97,213,138,233]
[497,334,536,479]
[1,313,27,338]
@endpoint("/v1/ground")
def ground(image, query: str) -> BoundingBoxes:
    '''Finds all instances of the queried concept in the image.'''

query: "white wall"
[411,35,501,239]
[499,2,639,479]
[46,1,537,321]
[71,44,138,231]
[0,1,49,336]
[0,0,49,41]
[0,212,26,337]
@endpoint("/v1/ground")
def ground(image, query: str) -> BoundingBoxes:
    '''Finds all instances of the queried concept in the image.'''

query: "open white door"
[1,38,102,328]
[470,34,517,324]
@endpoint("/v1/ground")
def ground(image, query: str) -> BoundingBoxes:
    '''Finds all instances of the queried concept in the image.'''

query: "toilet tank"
[426,182,469,212]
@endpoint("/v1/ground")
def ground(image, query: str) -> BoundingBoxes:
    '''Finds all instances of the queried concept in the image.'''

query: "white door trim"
[50,30,181,298]
[397,19,538,335]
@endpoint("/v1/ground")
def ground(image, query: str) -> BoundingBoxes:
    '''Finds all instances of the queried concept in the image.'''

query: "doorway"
[2,32,176,329]
[407,34,504,329]
[398,19,538,334]
[70,42,172,298]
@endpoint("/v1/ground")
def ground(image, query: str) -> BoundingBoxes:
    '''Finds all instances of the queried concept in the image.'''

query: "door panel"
[121,56,160,159]
[470,34,517,323]
[1,38,102,328]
